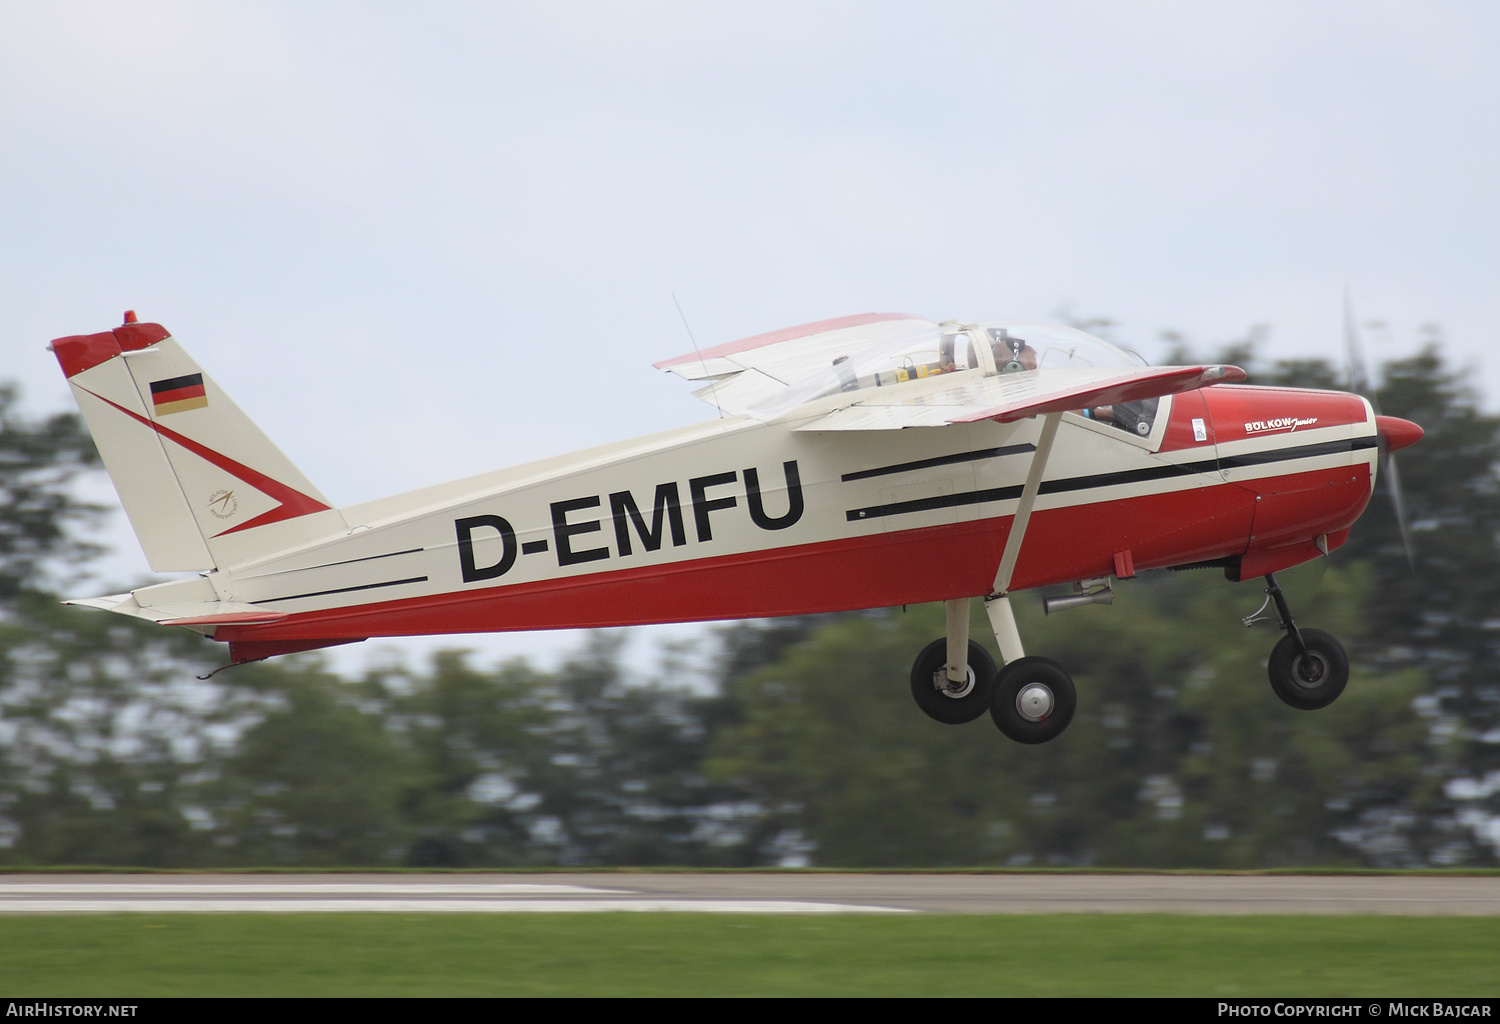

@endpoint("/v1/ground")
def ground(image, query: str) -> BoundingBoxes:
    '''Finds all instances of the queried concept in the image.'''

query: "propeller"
[1343,289,1419,569]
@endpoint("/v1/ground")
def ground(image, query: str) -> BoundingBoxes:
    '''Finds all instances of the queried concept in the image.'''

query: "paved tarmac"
[2,873,1499,914]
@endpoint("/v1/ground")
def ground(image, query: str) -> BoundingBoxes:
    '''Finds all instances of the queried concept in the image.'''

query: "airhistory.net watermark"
[5,1006,137,1018]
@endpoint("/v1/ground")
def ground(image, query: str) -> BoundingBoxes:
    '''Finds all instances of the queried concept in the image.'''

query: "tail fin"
[50,313,345,571]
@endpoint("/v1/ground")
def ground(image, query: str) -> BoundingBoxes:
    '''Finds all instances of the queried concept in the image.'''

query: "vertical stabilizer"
[50,314,346,571]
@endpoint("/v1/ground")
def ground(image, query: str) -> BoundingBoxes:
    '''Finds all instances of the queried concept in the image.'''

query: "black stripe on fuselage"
[844,435,1377,522]
[253,576,429,604]
[303,547,424,572]
[239,547,426,582]
[839,443,1037,483]
[1218,435,1377,470]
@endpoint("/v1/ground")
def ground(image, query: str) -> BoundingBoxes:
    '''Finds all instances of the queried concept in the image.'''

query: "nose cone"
[1375,415,1423,453]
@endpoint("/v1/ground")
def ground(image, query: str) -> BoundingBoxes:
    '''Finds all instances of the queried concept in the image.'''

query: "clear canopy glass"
[750,320,1147,419]
[976,320,1147,372]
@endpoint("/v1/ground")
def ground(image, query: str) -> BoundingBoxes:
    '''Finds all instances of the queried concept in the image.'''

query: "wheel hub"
[933,666,976,700]
[1293,652,1329,687]
[1016,682,1054,721]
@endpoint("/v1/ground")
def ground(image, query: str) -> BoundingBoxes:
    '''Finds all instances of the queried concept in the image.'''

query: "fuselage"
[131,382,1379,659]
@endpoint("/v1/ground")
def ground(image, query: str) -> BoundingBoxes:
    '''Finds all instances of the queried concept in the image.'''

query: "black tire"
[910,639,997,724]
[1268,628,1349,710]
[990,656,1077,744]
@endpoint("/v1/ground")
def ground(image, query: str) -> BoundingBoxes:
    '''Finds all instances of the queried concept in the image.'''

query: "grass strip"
[1,913,1498,997]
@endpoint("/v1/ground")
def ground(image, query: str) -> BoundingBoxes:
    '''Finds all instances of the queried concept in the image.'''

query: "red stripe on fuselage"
[217,464,1371,645]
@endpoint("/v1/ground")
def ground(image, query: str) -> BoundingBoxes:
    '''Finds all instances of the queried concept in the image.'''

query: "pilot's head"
[996,334,1037,373]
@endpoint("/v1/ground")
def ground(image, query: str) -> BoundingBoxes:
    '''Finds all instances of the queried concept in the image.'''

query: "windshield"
[977,322,1159,439]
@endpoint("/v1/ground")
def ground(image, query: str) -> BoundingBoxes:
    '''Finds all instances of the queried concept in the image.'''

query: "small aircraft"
[49,310,1422,743]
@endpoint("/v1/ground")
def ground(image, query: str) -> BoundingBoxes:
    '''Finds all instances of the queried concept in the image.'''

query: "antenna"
[672,293,722,419]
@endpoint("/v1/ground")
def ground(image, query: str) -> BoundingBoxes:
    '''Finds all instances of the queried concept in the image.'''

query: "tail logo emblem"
[208,489,238,520]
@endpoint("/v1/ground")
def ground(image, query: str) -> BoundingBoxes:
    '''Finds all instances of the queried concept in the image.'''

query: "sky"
[2,0,1496,676]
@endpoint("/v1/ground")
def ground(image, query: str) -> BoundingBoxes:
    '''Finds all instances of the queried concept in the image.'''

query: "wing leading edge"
[793,363,1247,431]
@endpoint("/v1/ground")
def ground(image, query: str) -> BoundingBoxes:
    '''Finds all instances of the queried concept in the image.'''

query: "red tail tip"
[123,310,138,325]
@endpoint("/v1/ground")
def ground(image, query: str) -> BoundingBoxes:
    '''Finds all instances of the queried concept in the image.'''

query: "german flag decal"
[150,373,208,416]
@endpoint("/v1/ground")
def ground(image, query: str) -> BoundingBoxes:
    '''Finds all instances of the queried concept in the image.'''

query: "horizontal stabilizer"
[63,592,289,630]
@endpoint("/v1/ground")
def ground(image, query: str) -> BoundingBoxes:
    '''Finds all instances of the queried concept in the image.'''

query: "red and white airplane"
[50,311,1422,743]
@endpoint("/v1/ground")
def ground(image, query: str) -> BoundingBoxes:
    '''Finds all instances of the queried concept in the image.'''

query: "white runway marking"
[0,899,904,914]
[0,883,624,896]
[5,874,1495,915]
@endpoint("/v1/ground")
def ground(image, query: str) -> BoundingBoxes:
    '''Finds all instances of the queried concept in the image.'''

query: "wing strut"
[983,411,1063,665]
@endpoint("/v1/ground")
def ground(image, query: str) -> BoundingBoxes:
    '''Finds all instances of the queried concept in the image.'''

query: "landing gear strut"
[1248,573,1350,710]
[909,408,1081,743]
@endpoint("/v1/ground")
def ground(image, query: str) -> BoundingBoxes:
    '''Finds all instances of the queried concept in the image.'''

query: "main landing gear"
[910,594,1078,743]
[910,568,1353,744]
[1245,572,1349,710]
[990,656,1077,744]
[909,411,1082,743]
[910,637,996,724]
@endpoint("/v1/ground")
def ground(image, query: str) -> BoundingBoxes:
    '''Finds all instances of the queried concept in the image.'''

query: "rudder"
[50,312,345,571]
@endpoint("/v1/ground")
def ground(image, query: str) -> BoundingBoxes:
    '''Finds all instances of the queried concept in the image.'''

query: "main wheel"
[990,657,1076,744]
[1268,628,1349,710]
[910,639,997,724]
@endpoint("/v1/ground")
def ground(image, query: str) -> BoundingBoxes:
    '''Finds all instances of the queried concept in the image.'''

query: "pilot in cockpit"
[1081,398,1158,436]
[992,329,1037,373]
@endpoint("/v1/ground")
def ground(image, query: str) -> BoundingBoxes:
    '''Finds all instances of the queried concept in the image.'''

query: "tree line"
[0,334,1495,868]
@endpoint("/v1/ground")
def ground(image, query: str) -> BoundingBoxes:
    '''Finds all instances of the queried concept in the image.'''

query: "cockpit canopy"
[981,320,1148,372]
[750,320,1148,420]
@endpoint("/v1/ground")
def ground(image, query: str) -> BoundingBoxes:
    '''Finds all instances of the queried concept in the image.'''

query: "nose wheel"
[1268,628,1348,710]
[1250,573,1350,711]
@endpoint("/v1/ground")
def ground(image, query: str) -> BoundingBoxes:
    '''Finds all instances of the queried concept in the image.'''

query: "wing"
[792,363,1246,431]
[655,312,937,415]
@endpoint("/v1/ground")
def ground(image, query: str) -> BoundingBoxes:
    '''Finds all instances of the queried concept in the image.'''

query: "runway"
[2,873,1498,914]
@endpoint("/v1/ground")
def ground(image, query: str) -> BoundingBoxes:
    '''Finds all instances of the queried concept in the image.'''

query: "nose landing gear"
[1247,573,1350,710]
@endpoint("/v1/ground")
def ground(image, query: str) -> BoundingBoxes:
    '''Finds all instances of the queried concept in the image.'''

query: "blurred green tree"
[707,568,1429,868]
[1,324,1495,870]
[0,386,241,865]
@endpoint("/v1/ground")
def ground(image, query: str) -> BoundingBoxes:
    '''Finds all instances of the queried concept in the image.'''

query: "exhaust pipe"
[1044,581,1114,616]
